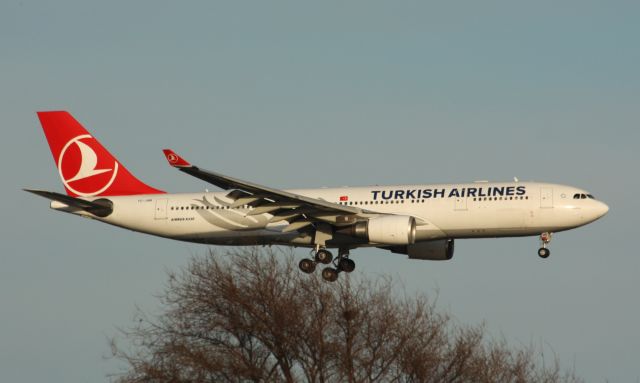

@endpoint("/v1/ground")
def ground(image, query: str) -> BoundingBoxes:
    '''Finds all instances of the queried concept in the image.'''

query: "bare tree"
[109,247,582,383]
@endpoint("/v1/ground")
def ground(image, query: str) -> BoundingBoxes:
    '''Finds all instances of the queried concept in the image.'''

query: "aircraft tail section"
[36,111,164,197]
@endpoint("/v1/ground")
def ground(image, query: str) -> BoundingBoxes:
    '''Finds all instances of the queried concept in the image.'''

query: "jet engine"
[389,239,454,260]
[345,216,416,245]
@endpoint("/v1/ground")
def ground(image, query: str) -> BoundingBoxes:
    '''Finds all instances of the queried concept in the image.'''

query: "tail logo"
[167,153,179,164]
[58,134,119,197]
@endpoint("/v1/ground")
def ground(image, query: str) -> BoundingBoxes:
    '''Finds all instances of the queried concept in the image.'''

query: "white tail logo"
[58,134,119,197]
[167,153,179,163]
[66,140,111,182]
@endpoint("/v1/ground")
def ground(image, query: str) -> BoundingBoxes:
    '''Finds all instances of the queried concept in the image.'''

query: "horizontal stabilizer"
[24,189,113,217]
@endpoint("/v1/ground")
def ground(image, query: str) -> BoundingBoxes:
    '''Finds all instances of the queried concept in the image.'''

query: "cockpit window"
[587,194,595,199]
[573,193,593,199]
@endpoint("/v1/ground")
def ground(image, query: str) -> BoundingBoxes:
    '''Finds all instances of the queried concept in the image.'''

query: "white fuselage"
[53,182,608,248]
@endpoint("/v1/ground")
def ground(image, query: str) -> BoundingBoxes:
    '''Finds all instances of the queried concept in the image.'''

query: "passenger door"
[154,198,168,219]
[540,188,553,208]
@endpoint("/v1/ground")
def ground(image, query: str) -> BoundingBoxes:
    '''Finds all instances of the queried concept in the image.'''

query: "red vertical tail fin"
[37,111,165,197]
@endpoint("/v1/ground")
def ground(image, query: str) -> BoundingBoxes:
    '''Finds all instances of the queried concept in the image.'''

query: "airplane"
[25,111,609,282]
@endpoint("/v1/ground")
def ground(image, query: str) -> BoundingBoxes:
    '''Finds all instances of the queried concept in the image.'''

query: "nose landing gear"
[538,232,552,258]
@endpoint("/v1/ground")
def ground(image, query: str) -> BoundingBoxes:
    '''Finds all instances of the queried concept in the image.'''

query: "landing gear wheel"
[538,247,550,259]
[315,249,333,264]
[338,258,356,273]
[321,267,339,282]
[538,232,552,259]
[299,258,316,273]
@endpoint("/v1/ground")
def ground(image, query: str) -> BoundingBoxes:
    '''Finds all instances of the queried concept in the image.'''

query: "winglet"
[162,149,191,168]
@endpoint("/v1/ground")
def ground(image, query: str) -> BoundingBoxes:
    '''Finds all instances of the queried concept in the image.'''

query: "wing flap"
[282,220,313,233]
[268,209,312,223]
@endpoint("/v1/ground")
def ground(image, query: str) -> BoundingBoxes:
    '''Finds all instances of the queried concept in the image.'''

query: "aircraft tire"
[299,258,316,274]
[315,249,333,264]
[538,248,550,259]
[321,267,339,282]
[338,258,356,273]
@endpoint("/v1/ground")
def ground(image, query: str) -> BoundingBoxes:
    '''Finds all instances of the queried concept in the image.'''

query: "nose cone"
[578,200,609,225]
[595,201,609,218]
[586,200,609,223]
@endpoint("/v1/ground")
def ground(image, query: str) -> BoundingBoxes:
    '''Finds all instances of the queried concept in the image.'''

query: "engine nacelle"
[390,239,454,261]
[348,215,416,245]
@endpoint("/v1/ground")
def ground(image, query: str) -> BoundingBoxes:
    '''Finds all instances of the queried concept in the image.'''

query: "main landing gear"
[538,232,552,259]
[298,247,355,282]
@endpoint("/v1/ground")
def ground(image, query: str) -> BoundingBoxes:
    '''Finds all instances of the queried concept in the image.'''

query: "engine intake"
[346,216,416,245]
[390,239,454,261]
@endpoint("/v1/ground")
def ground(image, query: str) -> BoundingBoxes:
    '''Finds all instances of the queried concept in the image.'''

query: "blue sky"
[1,1,638,381]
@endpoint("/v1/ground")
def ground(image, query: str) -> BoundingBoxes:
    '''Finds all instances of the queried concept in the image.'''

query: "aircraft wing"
[162,149,376,231]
